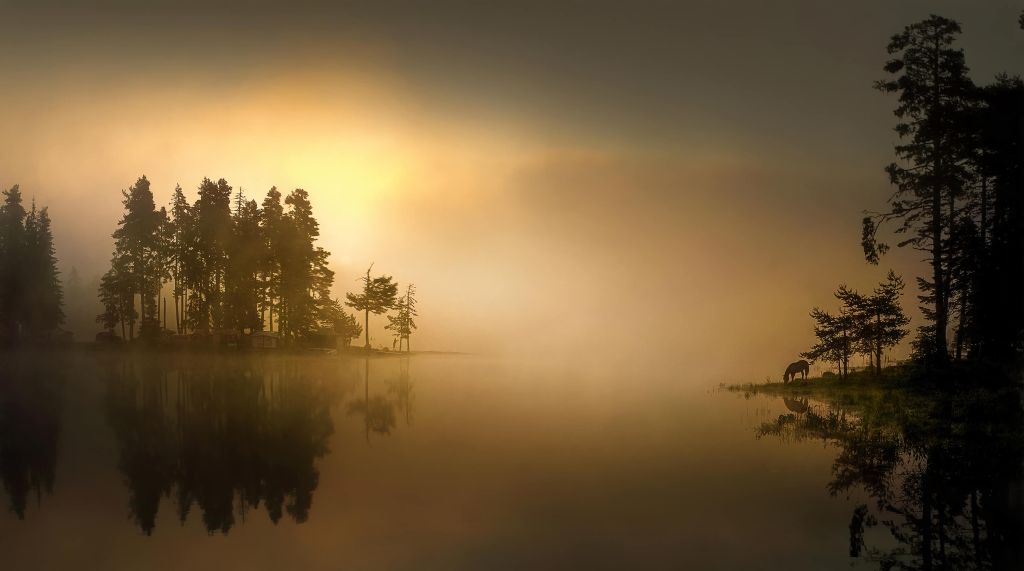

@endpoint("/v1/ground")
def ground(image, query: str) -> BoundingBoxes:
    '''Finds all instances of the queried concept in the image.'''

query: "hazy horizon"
[1,1,1021,381]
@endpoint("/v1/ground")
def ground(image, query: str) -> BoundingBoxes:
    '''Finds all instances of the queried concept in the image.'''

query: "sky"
[0,1,1021,381]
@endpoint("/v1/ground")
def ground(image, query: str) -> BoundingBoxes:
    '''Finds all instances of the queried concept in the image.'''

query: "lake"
[0,351,1020,570]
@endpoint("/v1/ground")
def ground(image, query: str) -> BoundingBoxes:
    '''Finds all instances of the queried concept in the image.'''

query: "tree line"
[98,175,418,350]
[805,13,1023,379]
[859,14,1023,370]
[0,185,63,343]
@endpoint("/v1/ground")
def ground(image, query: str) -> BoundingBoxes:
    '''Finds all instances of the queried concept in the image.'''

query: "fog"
[1,1,1020,382]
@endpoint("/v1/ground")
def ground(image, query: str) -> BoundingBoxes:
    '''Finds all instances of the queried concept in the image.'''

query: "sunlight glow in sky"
[0,1,1020,379]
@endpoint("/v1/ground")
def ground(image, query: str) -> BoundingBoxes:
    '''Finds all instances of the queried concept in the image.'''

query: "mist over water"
[0,350,886,570]
[1,3,1022,569]
[4,2,1020,381]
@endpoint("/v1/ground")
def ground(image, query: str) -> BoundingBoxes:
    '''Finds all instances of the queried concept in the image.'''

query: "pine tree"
[346,264,398,350]
[192,178,232,331]
[0,187,64,342]
[802,286,863,380]
[106,176,163,340]
[321,298,362,347]
[260,187,284,332]
[276,189,334,341]
[168,184,197,334]
[969,75,1024,363]
[225,199,263,334]
[860,272,911,375]
[23,205,64,336]
[864,16,977,362]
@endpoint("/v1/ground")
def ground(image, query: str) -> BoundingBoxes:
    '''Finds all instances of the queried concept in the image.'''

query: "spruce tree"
[0,185,27,339]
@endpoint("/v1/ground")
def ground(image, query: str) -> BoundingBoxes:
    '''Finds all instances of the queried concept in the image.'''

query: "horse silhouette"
[783,360,809,383]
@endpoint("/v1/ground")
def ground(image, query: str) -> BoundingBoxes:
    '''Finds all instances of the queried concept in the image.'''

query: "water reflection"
[0,355,64,519]
[347,358,415,441]
[755,387,1023,570]
[102,356,349,534]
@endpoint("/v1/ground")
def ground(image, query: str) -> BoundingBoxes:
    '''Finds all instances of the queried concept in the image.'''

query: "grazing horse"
[783,360,809,383]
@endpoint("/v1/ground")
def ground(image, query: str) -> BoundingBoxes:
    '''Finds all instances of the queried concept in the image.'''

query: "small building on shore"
[251,331,280,349]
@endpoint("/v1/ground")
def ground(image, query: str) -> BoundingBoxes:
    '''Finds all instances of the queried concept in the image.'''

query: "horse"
[783,360,809,383]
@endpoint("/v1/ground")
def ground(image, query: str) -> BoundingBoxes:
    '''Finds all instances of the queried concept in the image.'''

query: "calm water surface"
[0,351,1019,570]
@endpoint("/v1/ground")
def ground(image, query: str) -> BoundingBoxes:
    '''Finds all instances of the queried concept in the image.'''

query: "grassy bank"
[727,366,916,399]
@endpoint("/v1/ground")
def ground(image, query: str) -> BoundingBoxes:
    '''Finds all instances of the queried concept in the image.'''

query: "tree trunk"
[932,181,947,362]
[930,45,948,364]
[980,177,988,246]
[365,308,370,350]
[955,300,966,361]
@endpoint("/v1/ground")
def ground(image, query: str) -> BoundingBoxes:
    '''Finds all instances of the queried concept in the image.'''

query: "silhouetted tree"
[97,257,135,340]
[0,185,65,342]
[386,283,417,352]
[864,16,976,362]
[22,203,64,336]
[103,176,163,340]
[346,264,398,350]
[225,197,262,334]
[858,272,911,375]
[802,286,862,379]
[167,184,203,334]
[259,187,284,332]
[0,185,28,339]
[321,298,362,347]
[277,189,334,341]
[967,74,1024,364]
[193,178,233,331]
[94,178,368,347]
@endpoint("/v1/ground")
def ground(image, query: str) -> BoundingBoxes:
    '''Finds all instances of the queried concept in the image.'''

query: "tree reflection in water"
[0,354,64,520]
[103,355,347,535]
[756,385,1023,570]
[347,357,415,442]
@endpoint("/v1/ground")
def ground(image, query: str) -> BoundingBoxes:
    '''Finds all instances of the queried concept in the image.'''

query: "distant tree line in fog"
[0,173,419,350]
[804,14,1023,380]
[0,185,64,342]
[97,175,418,350]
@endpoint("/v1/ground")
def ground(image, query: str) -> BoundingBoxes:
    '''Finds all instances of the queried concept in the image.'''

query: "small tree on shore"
[860,272,911,375]
[345,264,398,350]
[386,283,417,352]
[321,298,362,347]
[803,307,856,380]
